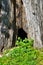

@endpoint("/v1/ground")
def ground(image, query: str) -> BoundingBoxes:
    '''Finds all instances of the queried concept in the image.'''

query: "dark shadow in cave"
[18,28,27,40]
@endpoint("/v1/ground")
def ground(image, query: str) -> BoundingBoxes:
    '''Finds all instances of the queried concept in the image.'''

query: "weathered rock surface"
[16,0,43,48]
[0,0,43,50]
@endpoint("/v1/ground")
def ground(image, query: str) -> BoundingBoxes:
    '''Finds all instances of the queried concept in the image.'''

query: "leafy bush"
[0,37,43,65]
[16,37,34,47]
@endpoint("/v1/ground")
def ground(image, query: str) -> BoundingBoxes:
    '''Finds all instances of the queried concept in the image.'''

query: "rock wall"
[16,0,28,34]
[0,0,14,51]
[0,0,43,50]
[40,0,43,44]
[16,0,43,48]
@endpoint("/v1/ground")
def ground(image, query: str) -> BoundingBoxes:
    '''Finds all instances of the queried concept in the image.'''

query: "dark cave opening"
[18,28,27,40]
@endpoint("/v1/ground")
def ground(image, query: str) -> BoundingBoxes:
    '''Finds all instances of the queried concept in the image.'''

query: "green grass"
[0,37,43,65]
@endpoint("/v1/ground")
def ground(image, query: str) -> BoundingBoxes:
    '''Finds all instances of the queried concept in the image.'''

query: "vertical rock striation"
[22,0,42,48]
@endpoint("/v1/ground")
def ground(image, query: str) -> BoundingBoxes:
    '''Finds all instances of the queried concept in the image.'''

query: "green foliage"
[16,37,34,47]
[0,38,43,65]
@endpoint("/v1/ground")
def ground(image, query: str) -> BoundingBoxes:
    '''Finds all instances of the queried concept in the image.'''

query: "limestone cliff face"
[16,0,28,33]
[16,0,43,48]
[0,0,43,50]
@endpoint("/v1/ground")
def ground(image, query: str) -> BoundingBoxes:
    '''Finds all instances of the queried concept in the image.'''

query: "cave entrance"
[18,28,27,40]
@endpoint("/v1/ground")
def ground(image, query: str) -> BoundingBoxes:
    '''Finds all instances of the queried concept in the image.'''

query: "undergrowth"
[0,37,43,65]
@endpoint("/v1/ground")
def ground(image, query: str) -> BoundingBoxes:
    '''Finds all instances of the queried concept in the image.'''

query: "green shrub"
[0,38,43,65]
[16,37,34,47]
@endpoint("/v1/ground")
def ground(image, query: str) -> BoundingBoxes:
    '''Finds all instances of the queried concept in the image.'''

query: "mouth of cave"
[18,28,27,40]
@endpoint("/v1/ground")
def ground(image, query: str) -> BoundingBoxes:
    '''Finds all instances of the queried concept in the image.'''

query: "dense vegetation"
[0,37,43,65]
